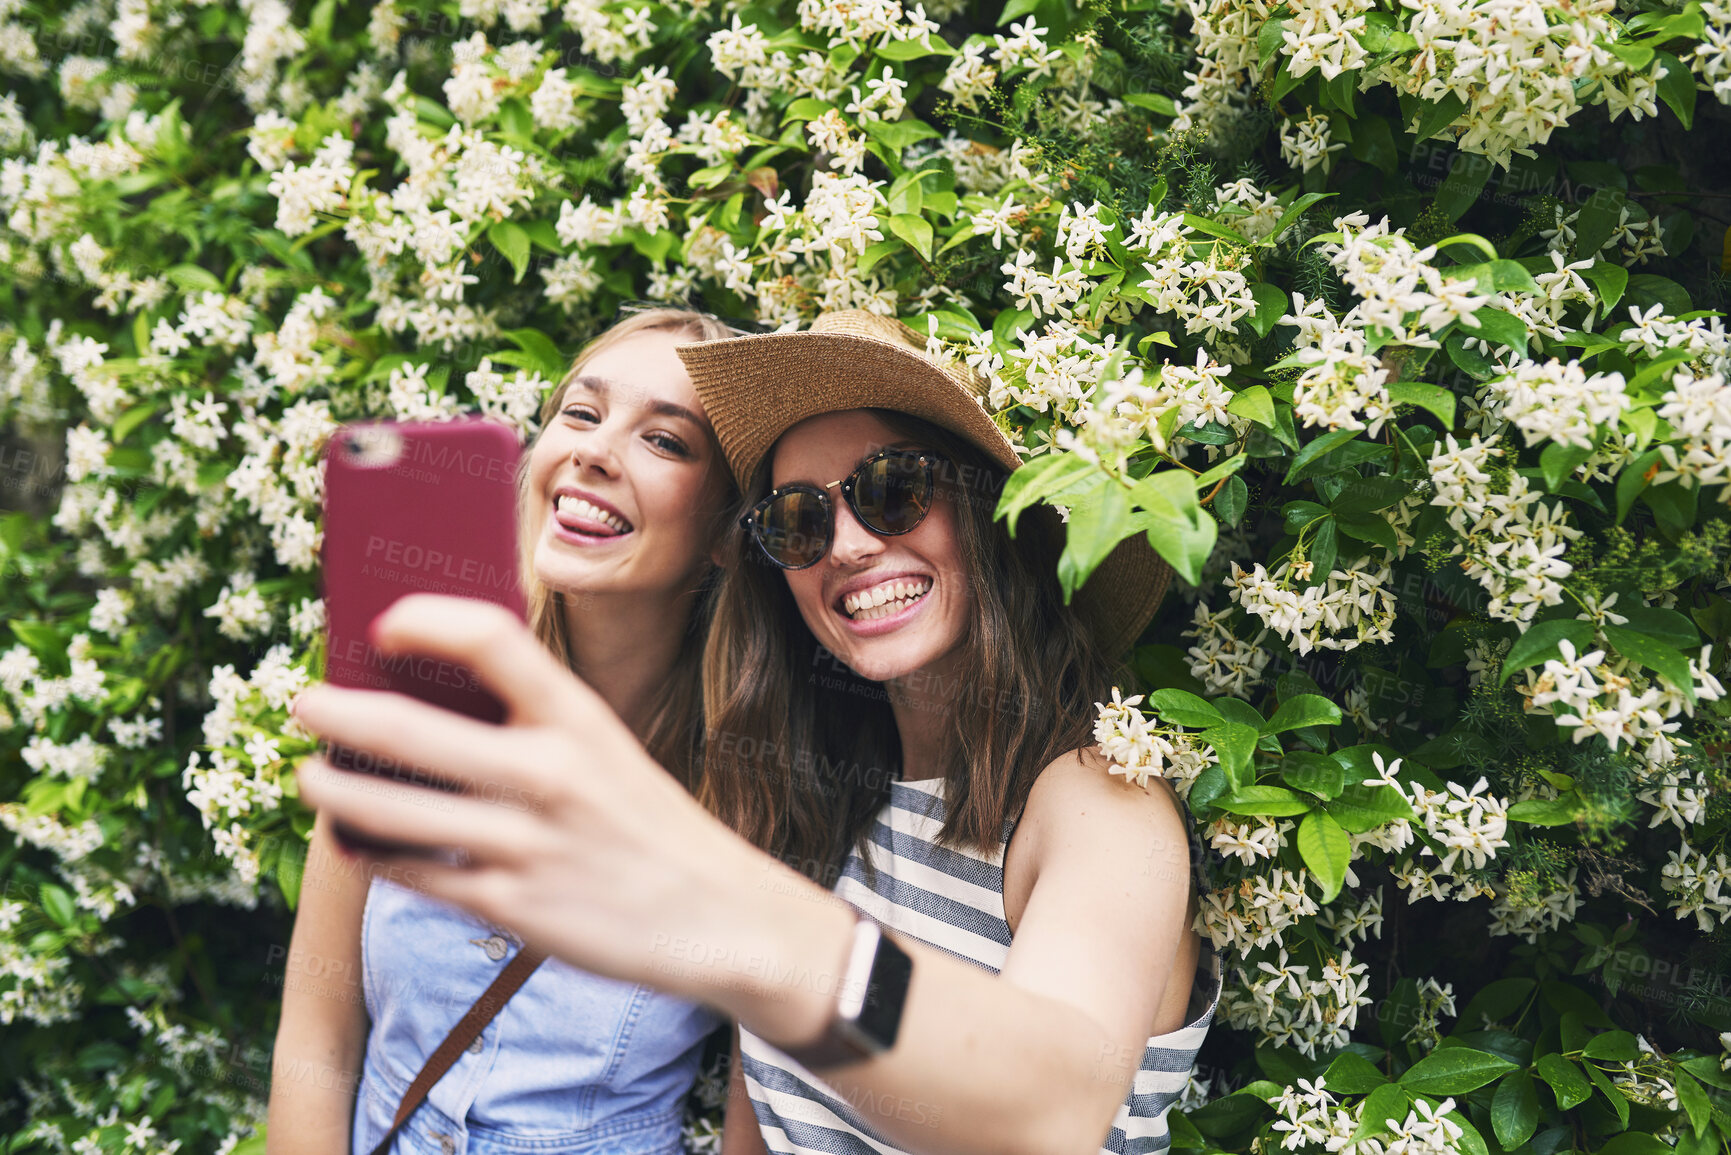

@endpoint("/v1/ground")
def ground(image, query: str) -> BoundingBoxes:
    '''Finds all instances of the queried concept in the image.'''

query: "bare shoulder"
[1016,747,1191,872]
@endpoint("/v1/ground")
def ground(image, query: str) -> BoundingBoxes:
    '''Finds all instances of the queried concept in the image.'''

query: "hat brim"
[678,330,1171,657]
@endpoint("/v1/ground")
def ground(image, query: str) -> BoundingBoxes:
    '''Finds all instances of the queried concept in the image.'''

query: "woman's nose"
[571,426,623,476]
[827,496,884,566]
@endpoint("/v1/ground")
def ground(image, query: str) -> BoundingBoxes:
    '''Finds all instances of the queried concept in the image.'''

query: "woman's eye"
[562,406,599,423]
[647,432,691,457]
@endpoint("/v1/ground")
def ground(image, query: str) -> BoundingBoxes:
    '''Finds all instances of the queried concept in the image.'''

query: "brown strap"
[367,946,547,1155]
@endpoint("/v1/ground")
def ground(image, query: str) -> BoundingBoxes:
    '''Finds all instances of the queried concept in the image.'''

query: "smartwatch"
[777,916,913,1068]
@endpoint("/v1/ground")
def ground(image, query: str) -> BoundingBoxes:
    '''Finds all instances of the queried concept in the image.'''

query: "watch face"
[855,936,914,1049]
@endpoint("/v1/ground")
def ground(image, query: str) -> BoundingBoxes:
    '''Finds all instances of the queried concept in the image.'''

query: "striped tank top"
[739,775,1222,1155]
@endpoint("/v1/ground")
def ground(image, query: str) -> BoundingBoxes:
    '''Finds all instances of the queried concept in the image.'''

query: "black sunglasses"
[741,448,945,570]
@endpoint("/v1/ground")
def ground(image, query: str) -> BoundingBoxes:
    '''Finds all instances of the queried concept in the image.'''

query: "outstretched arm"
[294,595,1199,1155]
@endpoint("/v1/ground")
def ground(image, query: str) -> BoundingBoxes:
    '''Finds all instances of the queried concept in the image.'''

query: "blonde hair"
[518,307,739,789]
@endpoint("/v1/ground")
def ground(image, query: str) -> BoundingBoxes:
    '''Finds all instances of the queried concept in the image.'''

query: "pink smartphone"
[320,418,527,853]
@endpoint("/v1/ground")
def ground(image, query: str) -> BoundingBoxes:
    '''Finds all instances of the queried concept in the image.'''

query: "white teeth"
[555,494,630,534]
[842,577,932,620]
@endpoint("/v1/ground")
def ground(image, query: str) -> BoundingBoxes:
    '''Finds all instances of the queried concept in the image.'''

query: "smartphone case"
[320,418,527,825]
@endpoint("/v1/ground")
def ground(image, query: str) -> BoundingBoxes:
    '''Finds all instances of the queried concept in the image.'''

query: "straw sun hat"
[676,310,1171,657]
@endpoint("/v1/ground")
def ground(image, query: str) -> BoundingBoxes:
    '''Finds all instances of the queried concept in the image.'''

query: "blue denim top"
[352,878,720,1155]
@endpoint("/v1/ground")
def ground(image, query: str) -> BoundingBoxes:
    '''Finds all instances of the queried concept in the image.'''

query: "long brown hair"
[519,307,739,790]
[701,410,1119,880]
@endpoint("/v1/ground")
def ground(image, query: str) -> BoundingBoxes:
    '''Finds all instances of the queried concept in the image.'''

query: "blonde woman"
[267,308,737,1155]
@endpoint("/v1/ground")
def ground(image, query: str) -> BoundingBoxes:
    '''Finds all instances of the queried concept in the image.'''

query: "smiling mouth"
[554,494,634,537]
[840,576,933,622]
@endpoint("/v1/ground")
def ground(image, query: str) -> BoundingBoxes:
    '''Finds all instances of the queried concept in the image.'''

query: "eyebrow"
[564,375,707,428]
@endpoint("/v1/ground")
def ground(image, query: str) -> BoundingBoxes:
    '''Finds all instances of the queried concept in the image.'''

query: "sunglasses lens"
[855,454,932,534]
[756,491,829,568]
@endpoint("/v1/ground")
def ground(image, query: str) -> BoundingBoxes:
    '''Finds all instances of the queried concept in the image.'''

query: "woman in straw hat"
[292,312,1219,1155]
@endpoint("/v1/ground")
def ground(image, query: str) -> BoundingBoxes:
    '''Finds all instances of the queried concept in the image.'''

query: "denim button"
[470,935,508,961]
[432,1133,456,1155]
[467,1033,484,1055]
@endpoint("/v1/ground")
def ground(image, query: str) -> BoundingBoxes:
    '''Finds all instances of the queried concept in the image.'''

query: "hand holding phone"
[320,418,526,854]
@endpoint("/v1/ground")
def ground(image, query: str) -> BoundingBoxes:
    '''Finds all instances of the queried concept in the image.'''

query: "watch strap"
[775,916,911,1070]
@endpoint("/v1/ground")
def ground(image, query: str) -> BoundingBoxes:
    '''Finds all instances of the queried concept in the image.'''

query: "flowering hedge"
[3,0,1731,1151]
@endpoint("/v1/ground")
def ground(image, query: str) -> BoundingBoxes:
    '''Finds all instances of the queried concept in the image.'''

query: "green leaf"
[503,328,567,380]
[1584,259,1629,316]
[1328,782,1416,833]
[1147,689,1223,729]
[1297,809,1350,901]
[1057,477,1132,599]
[887,213,934,261]
[487,220,531,284]
[1535,1053,1593,1110]
[1581,1029,1639,1062]
[1131,470,1217,585]
[860,116,941,153]
[782,98,835,123]
[1248,284,1288,338]
[1257,15,1290,66]
[1215,474,1249,527]
[1283,751,1347,799]
[1337,515,1399,552]
[1539,440,1595,490]
[1204,723,1262,790]
[1508,797,1584,826]
[10,620,61,654]
[165,263,224,293]
[1450,257,1538,294]
[1468,306,1529,357]
[1582,1057,1630,1127]
[112,402,160,445]
[1386,381,1456,428]
[1194,453,1248,490]
[1182,213,1254,246]
[1616,605,1700,650]
[1323,1051,1389,1094]
[1352,1083,1411,1141]
[856,237,903,275]
[1217,784,1312,817]
[1499,619,1596,683]
[1228,385,1275,428]
[1285,429,1361,484]
[1574,190,1627,260]
[41,883,76,928]
[997,452,1095,535]
[1492,1072,1540,1149]
[1675,1070,1712,1138]
[1122,92,1179,116]
[1264,694,1343,734]
[876,35,955,60]
[1271,191,1336,241]
[1654,52,1696,128]
[1399,1047,1517,1095]
[1602,623,1696,703]
[1411,93,1467,142]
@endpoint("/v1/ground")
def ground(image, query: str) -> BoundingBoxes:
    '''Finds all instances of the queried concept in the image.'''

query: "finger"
[295,755,545,865]
[292,682,554,798]
[369,594,615,728]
